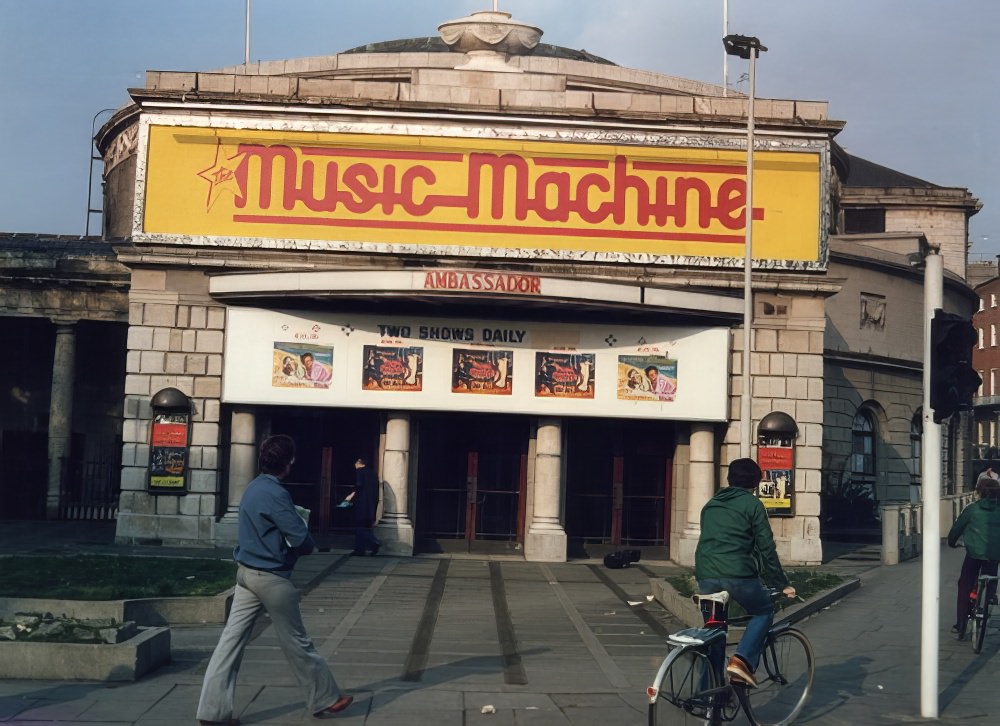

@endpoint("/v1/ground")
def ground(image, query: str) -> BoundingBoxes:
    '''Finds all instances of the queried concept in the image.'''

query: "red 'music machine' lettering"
[231,144,763,243]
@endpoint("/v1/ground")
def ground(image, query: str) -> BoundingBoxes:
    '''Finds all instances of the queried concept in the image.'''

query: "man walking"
[695,457,795,687]
[344,456,381,556]
[197,434,352,724]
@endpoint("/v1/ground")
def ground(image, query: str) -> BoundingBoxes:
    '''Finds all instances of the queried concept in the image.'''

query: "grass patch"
[665,569,845,619]
[0,555,236,600]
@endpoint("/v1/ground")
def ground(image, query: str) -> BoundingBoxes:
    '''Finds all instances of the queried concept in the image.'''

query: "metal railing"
[58,458,120,520]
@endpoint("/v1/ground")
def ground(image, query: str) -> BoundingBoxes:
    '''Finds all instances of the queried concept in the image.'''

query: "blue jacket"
[234,473,315,577]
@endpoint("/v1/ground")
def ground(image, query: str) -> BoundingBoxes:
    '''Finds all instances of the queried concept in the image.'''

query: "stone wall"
[886,207,968,279]
[672,286,828,567]
[823,362,922,504]
[116,268,226,545]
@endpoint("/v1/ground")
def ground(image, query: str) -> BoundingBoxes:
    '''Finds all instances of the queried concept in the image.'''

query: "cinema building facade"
[85,12,976,563]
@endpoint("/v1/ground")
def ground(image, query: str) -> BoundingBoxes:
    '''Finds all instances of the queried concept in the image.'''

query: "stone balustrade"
[880,491,977,565]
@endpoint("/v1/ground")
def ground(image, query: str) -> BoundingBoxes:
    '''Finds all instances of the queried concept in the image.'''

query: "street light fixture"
[723,34,767,459]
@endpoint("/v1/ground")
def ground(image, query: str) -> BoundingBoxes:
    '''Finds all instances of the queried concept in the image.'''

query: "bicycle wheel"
[648,646,719,726]
[974,597,989,654]
[744,628,814,726]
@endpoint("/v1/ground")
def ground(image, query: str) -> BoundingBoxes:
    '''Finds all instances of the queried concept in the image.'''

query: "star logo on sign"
[604,334,617,347]
[197,139,247,210]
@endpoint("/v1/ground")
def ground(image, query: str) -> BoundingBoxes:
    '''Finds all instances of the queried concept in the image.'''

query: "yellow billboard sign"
[142,125,822,262]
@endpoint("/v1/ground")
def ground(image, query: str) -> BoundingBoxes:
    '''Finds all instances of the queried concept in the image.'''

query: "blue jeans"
[698,577,774,673]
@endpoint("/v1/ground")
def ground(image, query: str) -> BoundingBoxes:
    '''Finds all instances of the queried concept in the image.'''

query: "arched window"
[852,409,877,502]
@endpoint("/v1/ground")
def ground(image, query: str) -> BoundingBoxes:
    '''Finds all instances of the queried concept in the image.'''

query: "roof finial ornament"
[438,7,542,73]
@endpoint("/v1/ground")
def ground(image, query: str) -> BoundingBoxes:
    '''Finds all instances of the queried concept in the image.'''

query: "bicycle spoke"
[649,647,719,726]
[745,629,814,726]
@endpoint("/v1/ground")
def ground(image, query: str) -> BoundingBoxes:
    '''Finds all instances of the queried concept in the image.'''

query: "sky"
[1,0,997,257]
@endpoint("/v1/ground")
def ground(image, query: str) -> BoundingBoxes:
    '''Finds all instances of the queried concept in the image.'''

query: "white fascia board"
[208,269,736,315]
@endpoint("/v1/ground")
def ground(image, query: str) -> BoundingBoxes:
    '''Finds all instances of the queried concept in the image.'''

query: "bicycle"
[647,589,815,726]
[966,572,999,654]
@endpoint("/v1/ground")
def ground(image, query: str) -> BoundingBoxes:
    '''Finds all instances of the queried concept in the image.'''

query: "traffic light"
[930,310,981,423]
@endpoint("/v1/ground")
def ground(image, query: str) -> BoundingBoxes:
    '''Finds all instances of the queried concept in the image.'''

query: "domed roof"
[341,36,615,66]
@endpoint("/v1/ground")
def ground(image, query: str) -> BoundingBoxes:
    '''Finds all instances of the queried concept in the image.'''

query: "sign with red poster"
[757,446,794,517]
[149,413,190,492]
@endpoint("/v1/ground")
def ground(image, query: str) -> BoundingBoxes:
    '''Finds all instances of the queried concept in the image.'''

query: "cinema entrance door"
[414,413,528,554]
[565,418,674,559]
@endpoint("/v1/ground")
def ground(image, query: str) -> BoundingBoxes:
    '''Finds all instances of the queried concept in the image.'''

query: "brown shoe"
[314,695,353,718]
[726,655,757,688]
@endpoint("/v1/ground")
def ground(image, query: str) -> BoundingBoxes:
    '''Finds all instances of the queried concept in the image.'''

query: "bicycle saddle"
[692,591,730,605]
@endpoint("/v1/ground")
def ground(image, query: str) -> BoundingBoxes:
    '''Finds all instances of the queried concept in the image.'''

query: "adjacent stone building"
[0,10,983,564]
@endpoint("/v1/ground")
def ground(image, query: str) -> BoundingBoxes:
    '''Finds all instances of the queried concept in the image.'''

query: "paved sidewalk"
[0,523,995,724]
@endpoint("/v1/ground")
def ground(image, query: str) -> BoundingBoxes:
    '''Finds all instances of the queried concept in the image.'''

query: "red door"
[416,413,527,553]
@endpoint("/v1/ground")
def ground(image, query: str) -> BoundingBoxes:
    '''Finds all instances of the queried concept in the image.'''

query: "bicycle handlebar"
[767,587,805,603]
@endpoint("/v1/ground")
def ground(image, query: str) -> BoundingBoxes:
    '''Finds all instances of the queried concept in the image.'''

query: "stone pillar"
[674,423,716,566]
[525,417,567,562]
[46,322,76,519]
[376,412,414,555]
[214,407,256,544]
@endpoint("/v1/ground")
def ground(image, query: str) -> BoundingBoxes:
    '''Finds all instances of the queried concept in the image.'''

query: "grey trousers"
[197,565,341,722]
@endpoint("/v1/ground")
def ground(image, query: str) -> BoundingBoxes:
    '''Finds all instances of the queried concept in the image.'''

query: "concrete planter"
[0,587,233,626]
[0,589,231,682]
[0,626,170,681]
[650,576,862,631]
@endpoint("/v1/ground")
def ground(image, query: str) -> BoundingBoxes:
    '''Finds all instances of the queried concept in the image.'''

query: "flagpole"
[244,0,252,65]
[722,0,729,95]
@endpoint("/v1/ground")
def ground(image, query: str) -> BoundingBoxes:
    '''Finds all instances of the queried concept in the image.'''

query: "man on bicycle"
[695,457,796,687]
[947,472,1000,639]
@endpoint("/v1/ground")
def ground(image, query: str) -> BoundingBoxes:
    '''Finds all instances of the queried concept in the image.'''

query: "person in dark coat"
[344,457,381,556]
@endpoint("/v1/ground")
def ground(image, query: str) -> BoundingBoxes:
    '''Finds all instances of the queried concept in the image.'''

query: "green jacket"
[948,497,1000,561]
[695,486,789,587]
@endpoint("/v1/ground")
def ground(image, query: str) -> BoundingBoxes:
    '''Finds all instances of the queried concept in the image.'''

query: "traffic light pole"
[920,245,942,719]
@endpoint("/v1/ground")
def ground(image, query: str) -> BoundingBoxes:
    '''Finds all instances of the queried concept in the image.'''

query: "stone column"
[377,412,414,555]
[674,422,715,566]
[525,416,567,562]
[46,322,76,519]
[214,407,256,544]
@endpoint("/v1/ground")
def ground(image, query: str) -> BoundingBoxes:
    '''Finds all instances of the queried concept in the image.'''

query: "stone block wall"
[674,288,826,566]
[886,207,968,279]
[744,318,825,566]
[823,363,922,504]
[116,268,226,545]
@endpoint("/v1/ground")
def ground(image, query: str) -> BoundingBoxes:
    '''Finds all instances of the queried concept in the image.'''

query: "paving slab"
[4,523,1000,724]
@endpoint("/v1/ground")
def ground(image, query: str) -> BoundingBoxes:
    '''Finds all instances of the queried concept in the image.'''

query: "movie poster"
[617,355,678,401]
[272,342,333,389]
[452,349,514,395]
[149,412,189,491]
[758,446,794,516]
[534,352,596,399]
[362,345,424,391]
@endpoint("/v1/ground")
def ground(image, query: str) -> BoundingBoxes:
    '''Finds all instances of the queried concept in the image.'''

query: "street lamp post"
[723,34,767,459]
